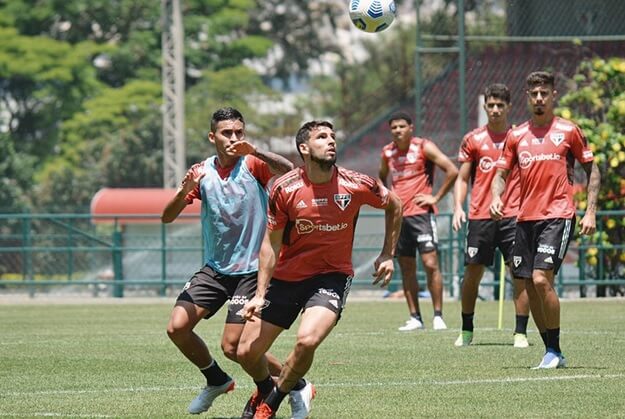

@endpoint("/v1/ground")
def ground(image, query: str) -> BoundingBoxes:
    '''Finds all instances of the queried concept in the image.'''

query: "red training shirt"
[495,117,594,221]
[458,125,520,219]
[268,166,391,281]
[381,137,435,216]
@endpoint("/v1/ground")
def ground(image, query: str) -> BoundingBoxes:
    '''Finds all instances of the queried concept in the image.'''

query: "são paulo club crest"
[334,194,352,211]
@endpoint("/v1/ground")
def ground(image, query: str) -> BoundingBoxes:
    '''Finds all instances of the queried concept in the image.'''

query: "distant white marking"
[2,374,623,399]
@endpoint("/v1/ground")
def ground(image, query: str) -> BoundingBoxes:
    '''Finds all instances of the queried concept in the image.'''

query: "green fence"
[0,211,623,298]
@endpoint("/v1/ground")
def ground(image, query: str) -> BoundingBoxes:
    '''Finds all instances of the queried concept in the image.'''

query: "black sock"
[461,312,474,332]
[264,386,288,411]
[514,315,529,335]
[540,331,548,350]
[255,375,275,396]
[434,310,443,317]
[292,378,306,391]
[200,360,230,386]
[411,312,422,322]
[546,328,561,354]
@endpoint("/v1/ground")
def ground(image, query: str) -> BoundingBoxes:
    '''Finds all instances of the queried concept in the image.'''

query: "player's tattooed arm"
[252,148,294,176]
[489,168,509,220]
[579,161,601,235]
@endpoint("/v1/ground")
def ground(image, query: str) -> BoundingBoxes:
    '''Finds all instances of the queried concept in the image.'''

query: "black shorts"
[176,265,257,324]
[512,218,575,279]
[464,217,516,266]
[396,213,438,257]
[259,272,353,329]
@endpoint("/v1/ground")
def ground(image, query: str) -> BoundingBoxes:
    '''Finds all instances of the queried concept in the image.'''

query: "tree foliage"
[557,56,625,294]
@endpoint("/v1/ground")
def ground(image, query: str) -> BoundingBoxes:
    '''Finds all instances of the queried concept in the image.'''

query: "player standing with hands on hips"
[236,120,402,418]
[491,72,600,369]
[379,112,458,331]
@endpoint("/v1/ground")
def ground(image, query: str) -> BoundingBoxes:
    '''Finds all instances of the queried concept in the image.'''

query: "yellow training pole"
[497,254,505,330]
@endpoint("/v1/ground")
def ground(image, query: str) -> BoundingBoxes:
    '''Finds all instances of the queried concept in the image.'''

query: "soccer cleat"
[253,402,276,419]
[241,389,264,419]
[454,330,473,347]
[432,316,448,330]
[289,380,316,419]
[513,333,529,348]
[532,350,567,369]
[398,317,424,331]
[187,378,235,414]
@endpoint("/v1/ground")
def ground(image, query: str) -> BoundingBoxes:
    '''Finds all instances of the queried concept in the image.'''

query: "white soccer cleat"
[513,333,529,348]
[398,318,424,331]
[532,351,566,369]
[454,331,473,347]
[289,380,316,419]
[432,316,448,330]
[187,379,235,414]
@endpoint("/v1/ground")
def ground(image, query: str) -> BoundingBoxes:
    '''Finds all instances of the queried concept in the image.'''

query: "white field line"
[1,373,624,399]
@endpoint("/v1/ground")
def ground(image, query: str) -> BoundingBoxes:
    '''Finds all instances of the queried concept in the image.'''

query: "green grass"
[1,298,624,418]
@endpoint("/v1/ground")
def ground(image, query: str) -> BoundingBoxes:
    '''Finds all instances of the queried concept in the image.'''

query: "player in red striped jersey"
[491,71,600,369]
[452,83,530,348]
[236,120,402,418]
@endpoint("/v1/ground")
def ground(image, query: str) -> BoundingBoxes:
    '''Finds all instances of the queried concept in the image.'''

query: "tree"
[34,80,162,212]
[0,27,102,158]
[557,56,625,295]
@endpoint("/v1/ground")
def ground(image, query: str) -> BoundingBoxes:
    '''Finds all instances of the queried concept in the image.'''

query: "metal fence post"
[160,222,167,297]
[112,221,124,298]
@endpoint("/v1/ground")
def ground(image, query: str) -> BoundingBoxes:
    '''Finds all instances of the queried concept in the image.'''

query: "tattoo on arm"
[491,169,508,199]
[584,162,601,212]
[253,149,294,175]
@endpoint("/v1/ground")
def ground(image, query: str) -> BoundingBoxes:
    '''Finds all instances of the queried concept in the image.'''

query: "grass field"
[1,297,624,418]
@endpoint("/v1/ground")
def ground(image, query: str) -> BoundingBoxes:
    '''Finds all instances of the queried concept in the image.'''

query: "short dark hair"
[526,71,555,89]
[388,112,412,126]
[295,120,334,160]
[484,83,510,104]
[210,107,245,132]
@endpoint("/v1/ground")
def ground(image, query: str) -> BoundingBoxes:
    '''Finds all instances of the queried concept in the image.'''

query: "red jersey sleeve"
[245,155,274,188]
[267,183,288,231]
[570,125,594,164]
[357,174,391,209]
[495,131,517,170]
[457,133,475,163]
[183,162,204,204]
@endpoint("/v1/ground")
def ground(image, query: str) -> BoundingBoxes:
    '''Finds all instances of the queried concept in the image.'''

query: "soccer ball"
[348,0,397,33]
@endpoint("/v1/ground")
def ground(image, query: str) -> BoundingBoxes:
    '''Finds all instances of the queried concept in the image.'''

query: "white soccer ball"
[348,0,397,33]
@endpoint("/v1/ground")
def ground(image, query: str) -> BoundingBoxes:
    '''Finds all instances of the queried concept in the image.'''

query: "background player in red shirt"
[379,112,458,331]
[491,71,601,369]
[236,120,402,418]
[453,84,530,348]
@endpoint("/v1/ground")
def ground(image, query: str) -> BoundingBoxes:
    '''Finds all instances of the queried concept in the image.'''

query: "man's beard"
[533,107,544,115]
[310,153,336,171]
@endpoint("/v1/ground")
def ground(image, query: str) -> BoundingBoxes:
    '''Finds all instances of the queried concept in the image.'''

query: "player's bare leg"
[512,276,530,348]
[530,268,565,368]
[221,323,283,376]
[422,251,446,329]
[454,264,484,346]
[532,269,560,328]
[277,306,336,391]
[460,264,485,314]
[167,301,213,367]
[167,301,234,414]
[397,256,424,330]
[258,306,335,417]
